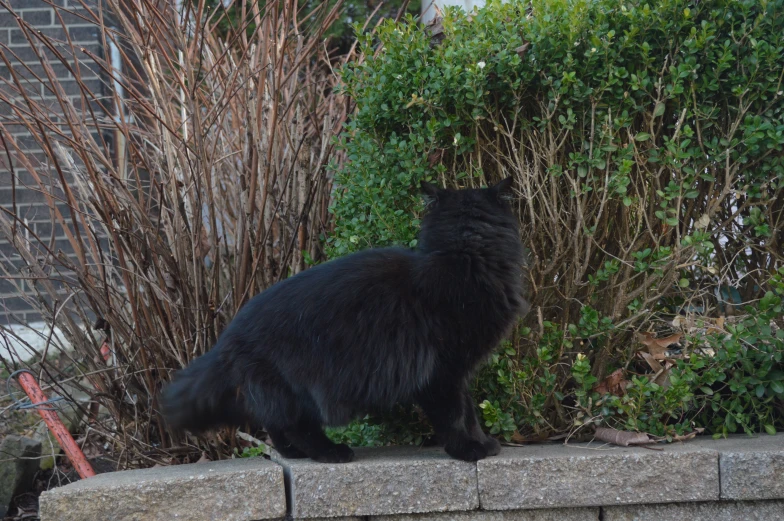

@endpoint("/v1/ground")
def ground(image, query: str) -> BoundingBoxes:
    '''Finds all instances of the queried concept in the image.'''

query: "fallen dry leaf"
[705,316,725,335]
[695,213,711,229]
[670,428,705,442]
[594,427,653,446]
[427,149,445,167]
[638,352,673,388]
[593,368,629,396]
[651,427,705,443]
[510,430,528,444]
[639,331,683,359]
[673,315,725,335]
[639,351,663,372]
[653,361,674,389]
[507,431,552,444]
[196,451,211,463]
[426,16,445,47]
[672,315,686,328]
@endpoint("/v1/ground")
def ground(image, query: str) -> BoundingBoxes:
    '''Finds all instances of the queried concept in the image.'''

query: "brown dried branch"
[0,0,350,466]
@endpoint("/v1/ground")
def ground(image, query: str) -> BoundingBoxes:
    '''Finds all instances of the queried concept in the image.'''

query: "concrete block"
[713,434,784,500]
[0,435,42,517]
[273,446,478,518]
[603,500,784,520]
[477,443,719,510]
[375,507,599,521]
[39,457,286,521]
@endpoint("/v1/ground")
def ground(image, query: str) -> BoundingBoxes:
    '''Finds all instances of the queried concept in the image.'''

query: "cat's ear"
[489,176,515,202]
[420,180,442,208]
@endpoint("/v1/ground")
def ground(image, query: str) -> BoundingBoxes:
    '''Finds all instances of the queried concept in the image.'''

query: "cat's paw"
[313,443,355,464]
[446,440,489,462]
[421,435,439,447]
[274,444,308,459]
[482,436,501,456]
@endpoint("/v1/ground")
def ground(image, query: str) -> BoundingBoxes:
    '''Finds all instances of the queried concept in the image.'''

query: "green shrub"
[329,0,784,443]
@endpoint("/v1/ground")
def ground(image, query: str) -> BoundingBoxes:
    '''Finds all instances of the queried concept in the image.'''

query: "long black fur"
[160,178,529,462]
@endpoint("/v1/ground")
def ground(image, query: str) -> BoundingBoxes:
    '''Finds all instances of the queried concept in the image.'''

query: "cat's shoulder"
[316,246,418,275]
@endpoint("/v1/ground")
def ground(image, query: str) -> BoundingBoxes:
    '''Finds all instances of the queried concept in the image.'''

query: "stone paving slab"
[709,434,784,500]
[603,500,784,520]
[38,457,286,521]
[477,443,719,510]
[273,446,478,518]
[375,507,599,521]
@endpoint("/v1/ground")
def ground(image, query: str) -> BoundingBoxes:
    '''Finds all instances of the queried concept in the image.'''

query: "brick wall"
[0,0,104,325]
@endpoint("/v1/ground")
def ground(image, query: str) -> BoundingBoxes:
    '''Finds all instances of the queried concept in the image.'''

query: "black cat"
[160,177,529,463]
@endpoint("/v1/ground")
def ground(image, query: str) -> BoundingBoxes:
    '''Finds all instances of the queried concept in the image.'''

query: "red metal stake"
[14,371,96,479]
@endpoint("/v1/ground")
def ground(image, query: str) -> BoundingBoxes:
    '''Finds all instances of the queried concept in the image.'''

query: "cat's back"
[282,246,419,297]
[227,246,420,335]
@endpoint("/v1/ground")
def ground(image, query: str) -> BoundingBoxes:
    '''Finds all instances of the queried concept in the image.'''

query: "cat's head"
[417,177,521,254]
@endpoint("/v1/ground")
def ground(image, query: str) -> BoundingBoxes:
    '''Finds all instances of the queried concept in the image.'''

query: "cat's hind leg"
[267,428,307,459]
[243,366,354,463]
[242,367,309,459]
[284,418,354,463]
[463,392,501,456]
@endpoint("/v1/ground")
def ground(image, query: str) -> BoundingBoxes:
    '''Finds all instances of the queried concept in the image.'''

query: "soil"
[1,356,115,521]
[2,457,117,521]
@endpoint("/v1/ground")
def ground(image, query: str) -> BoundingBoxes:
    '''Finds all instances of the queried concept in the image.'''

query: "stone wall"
[39,434,784,521]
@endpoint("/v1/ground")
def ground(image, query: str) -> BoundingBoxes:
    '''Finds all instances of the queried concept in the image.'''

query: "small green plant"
[327,417,387,447]
[479,400,517,441]
[235,445,269,458]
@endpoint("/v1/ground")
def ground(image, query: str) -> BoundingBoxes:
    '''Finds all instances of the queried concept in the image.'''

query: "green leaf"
[765,425,777,435]
[756,384,766,398]
[700,386,714,395]
[653,103,666,117]
[635,132,651,142]
[679,278,690,288]
[771,381,784,394]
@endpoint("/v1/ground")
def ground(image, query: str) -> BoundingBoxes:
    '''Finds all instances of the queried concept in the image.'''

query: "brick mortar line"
[5,40,102,48]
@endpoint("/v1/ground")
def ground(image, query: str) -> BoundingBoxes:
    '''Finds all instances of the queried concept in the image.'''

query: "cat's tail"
[159,347,242,434]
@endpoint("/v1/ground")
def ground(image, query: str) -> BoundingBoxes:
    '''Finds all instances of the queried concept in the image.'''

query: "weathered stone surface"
[711,434,784,500]
[304,518,363,521]
[477,443,719,510]
[39,457,286,521]
[273,446,478,518]
[604,500,784,520]
[0,435,42,517]
[34,422,59,471]
[376,507,599,521]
